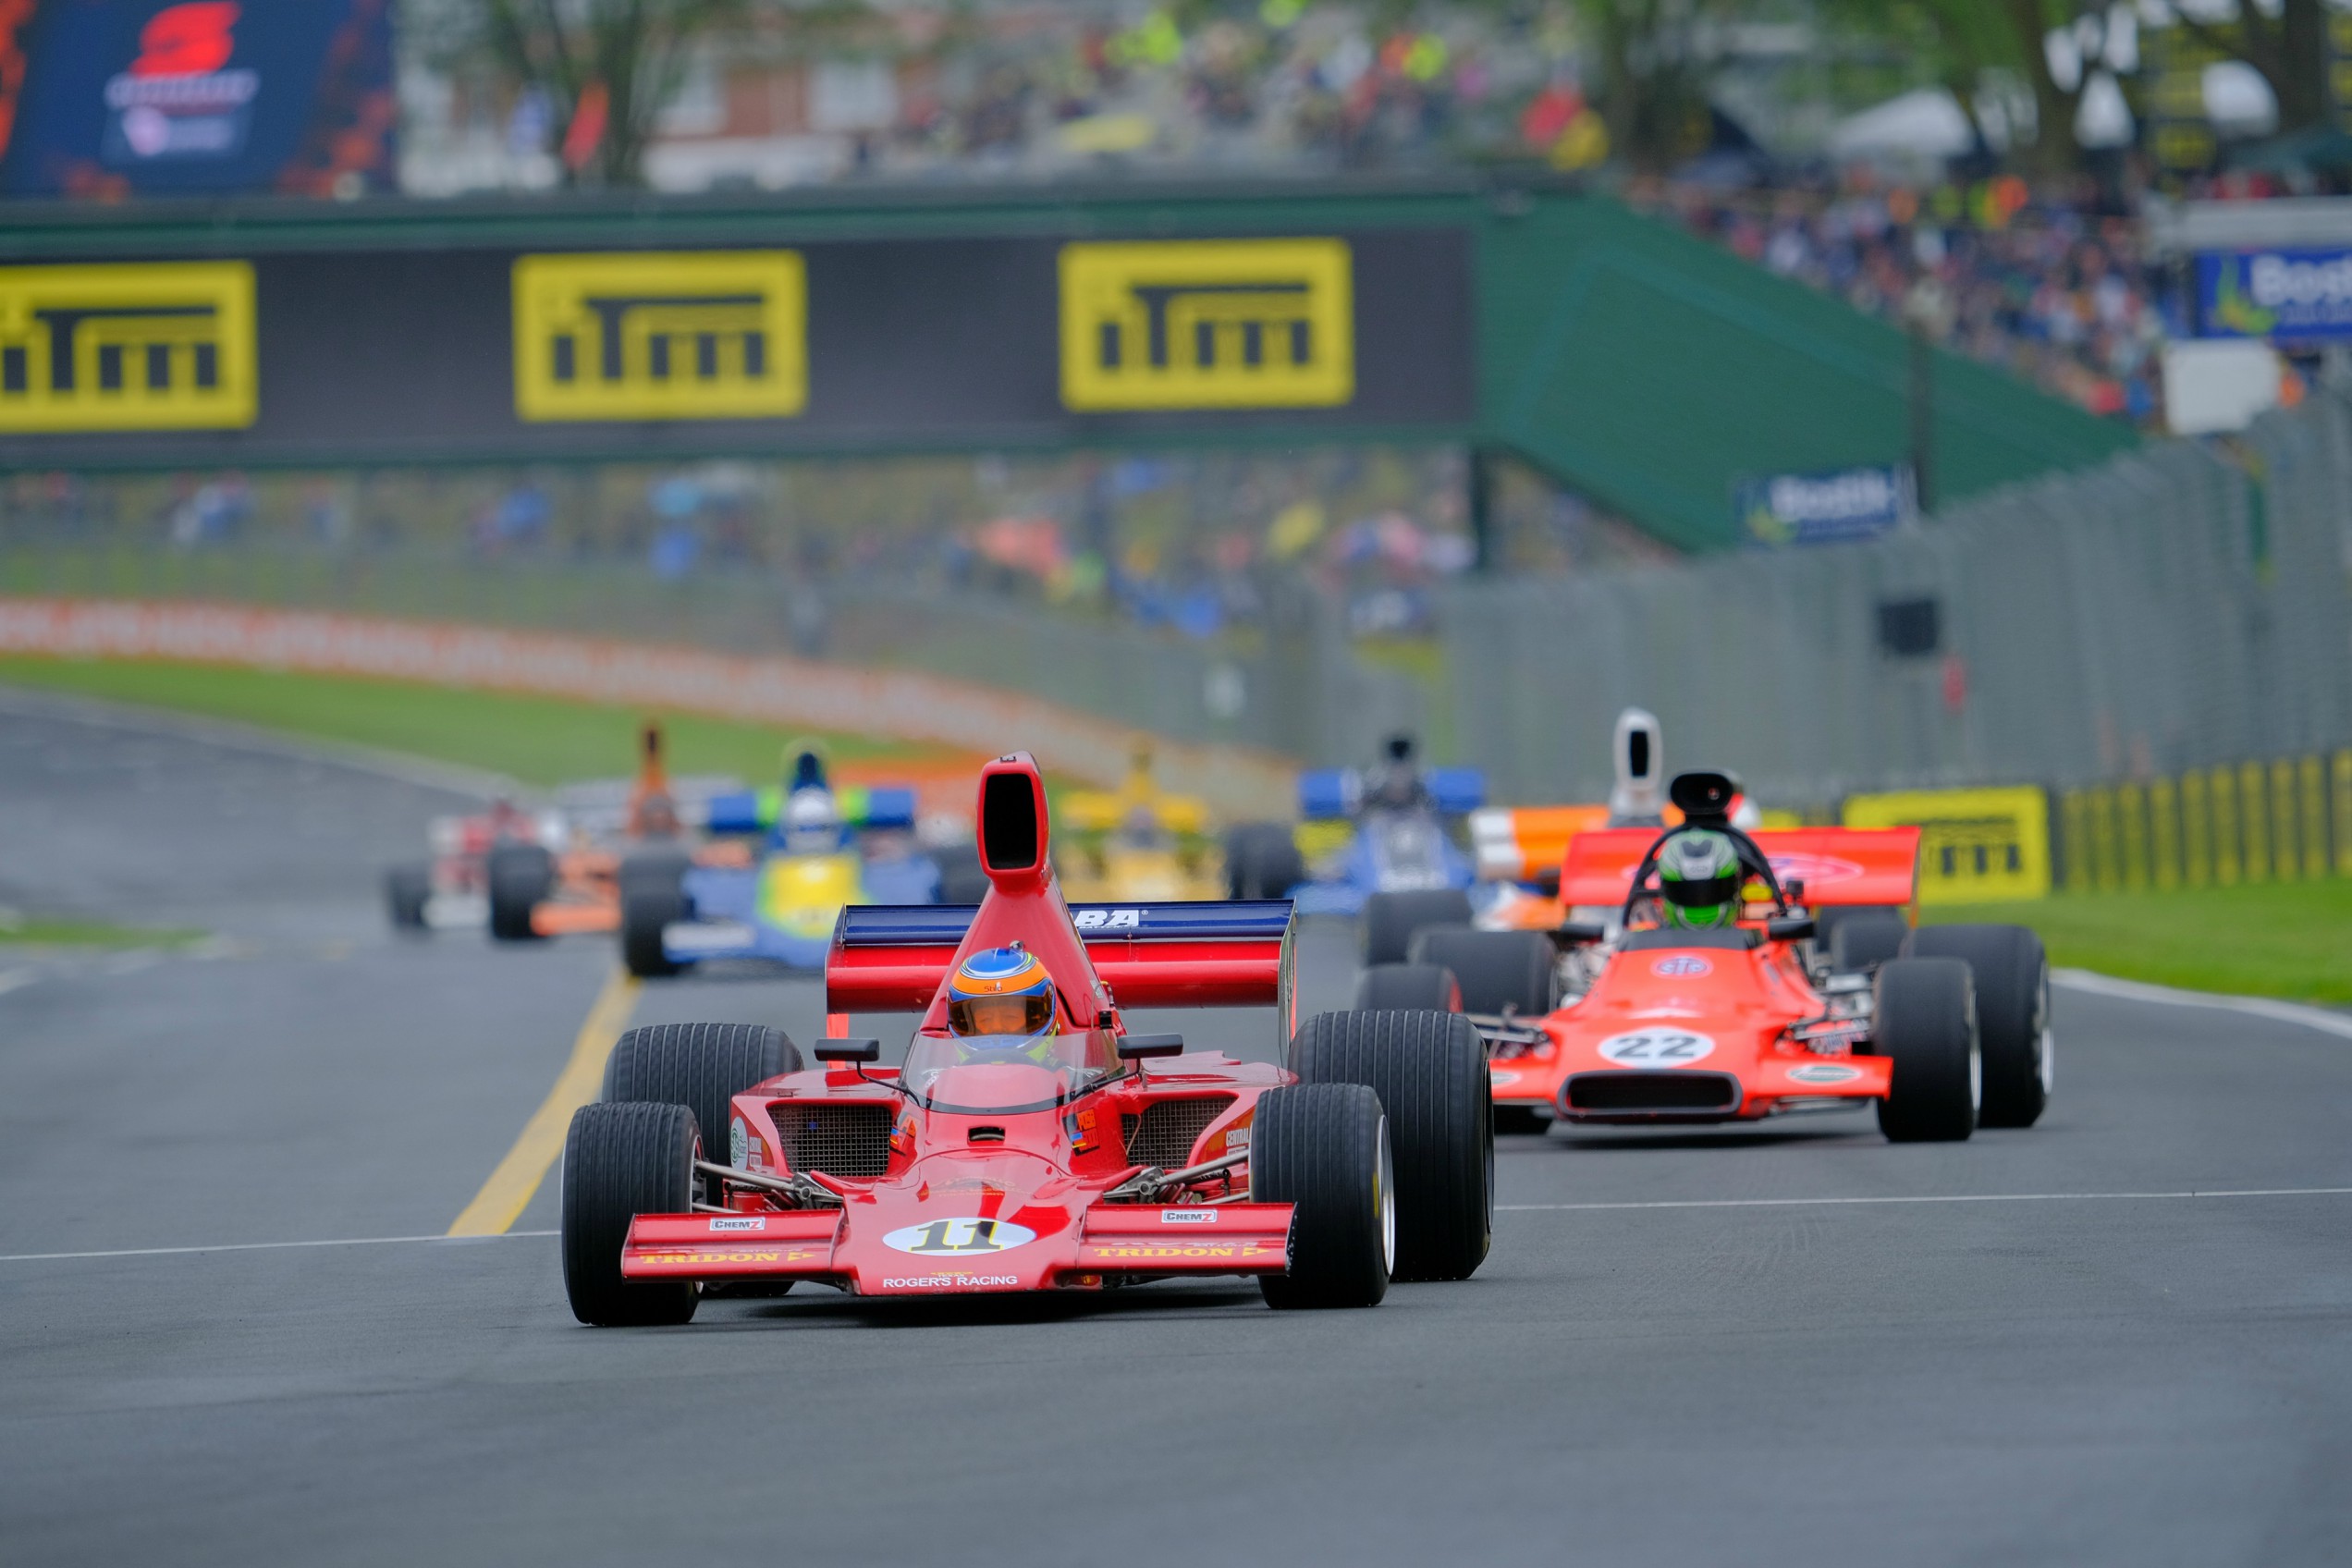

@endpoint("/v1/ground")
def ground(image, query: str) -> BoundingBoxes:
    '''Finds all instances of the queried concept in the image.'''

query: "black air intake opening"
[981,772,1038,871]
[1565,1072,1739,1114]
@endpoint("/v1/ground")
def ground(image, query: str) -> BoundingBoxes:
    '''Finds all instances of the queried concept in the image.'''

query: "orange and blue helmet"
[946,943,1056,1040]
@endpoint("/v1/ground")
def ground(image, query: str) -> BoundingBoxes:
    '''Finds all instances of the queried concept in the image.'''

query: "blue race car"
[1241,734,1484,920]
[618,751,941,976]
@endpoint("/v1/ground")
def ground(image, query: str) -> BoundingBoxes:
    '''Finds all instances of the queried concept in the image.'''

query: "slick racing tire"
[1409,927,1556,1017]
[1826,906,1909,973]
[1290,1010,1491,1281]
[1869,958,1980,1143]
[934,843,992,905]
[1251,1084,1392,1310]
[384,863,431,931]
[1226,823,1306,900]
[485,842,556,943]
[617,846,693,896]
[1361,888,1474,966]
[1905,924,2051,1128]
[603,1023,803,1171]
[619,878,688,977]
[561,1100,700,1327]
[1353,962,1461,1011]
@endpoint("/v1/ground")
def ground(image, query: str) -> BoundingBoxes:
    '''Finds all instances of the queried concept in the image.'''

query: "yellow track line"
[447,967,642,1236]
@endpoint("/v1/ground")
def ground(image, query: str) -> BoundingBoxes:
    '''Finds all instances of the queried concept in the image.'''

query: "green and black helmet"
[1656,829,1742,929]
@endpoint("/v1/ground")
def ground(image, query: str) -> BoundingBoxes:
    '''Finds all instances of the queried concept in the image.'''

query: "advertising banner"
[0,0,395,199]
[0,229,1472,465]
[2195,249,2352,344]
[1842,786,2051,904]
[1735,464,1912,547]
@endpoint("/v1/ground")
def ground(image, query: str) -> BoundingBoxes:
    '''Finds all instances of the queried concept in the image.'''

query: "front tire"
[486,842,556,942]
[1290,1009,1491,1281]
[560,1101,699,1327]
[1871,958,1980,1143]
[619,877,687,977]
[1906,924,2051,1128]
[385,863,431,931]
[1226,823,1306,900]
[1252,1084,1392,1310]
[1361,888,1474,966]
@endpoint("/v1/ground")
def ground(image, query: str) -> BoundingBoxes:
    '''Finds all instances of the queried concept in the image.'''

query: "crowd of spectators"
[1630,172,2172,425]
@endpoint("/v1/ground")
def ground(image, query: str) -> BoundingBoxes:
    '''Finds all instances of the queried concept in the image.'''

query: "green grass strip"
[0,655,947,790]
[1926,879,2352,1007]
[0,916,205,949]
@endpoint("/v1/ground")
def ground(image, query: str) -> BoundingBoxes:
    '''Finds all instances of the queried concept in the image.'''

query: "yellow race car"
[1055,748,1226,901]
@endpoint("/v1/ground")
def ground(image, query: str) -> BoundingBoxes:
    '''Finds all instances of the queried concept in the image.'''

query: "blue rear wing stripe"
[837,900,1294,948]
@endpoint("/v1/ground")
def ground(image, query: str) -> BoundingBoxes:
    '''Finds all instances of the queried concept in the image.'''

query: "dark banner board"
[0,228,1473,466]
[0,0,397,200]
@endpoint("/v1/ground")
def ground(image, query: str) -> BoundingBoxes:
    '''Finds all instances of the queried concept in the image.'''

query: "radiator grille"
[1563,1072,1740,1116]
[1121,1096,1234,1169]
[775,1101,893,1177]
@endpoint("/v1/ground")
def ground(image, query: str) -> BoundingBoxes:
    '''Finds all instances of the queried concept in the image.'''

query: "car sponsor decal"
[1083,1243,1282,1260]
[880,1219,1038,1256]
[878,1273,1022,1290]
[1651,955,1713,978]
[729,1116,749,1169]
[1596,1029,1717,1067]
[707,1215,767,1232]
[635,1248,819,1265]
[1764,851,1866,888]
[1160,1208,1219,1225]
[1786,1061,1863,1085]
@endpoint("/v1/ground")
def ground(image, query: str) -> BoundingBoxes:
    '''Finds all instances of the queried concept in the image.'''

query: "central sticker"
[1651,956,1713,978]
[881,1218,1038,1256]
[1596,1029,1717,1067]
[1786,1061,1862,1084]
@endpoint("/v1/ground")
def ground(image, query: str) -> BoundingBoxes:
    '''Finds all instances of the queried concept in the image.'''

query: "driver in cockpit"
[942,944,1062,1065]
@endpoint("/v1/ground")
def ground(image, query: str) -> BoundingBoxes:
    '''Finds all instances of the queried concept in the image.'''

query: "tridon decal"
[634,1248,816,1266]
[1786,1061,1864,1085]
[1596,1029,1717,1067]
[511,251,807,423]
[1059,239,1354,410]
[1083,1243,1280,1261]
[1651,955,1713,978]
[0,263,257,432]
[880,1219,1039,1256]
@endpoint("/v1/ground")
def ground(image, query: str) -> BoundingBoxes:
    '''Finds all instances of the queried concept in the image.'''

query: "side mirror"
[1116,1033,1185,1060]
[1766,917,1816,944]
[1551,921,1608,947]
[814,1037,882,1063]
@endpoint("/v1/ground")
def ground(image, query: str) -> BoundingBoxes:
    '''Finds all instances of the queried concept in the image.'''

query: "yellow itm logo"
[512,251,806,422]
[0,263,256,432]
[1060,239,1353,410]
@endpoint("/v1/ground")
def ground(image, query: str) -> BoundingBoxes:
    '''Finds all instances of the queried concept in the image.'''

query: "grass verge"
[1925,879,2352,1007]
[0,655,962,790]
[0,915,205,948]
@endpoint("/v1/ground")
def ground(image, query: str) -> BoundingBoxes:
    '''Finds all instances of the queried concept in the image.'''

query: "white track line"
[0,1230,556,1264]
[2055,968,2352,1041]
[0,969,36,997]
[1500,1187,2352,1214]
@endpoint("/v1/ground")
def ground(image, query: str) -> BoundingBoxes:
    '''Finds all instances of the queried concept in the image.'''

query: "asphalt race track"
[3,695,2348,1567]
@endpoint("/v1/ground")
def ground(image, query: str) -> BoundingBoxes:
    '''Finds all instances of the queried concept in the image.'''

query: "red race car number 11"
[1597,1029,1717,1066]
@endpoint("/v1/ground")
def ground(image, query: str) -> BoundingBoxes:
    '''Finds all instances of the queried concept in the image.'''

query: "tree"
[1569,0,1736,170]
[1837,0,2113,172]
[2169,0,2332,136]
[410,0,753,188]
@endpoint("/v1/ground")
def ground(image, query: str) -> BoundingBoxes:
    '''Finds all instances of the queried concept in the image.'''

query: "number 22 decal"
[1597,1030,1717,1066]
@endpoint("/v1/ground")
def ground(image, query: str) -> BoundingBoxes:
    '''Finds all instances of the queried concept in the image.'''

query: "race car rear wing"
[827,900,1295,1013]
[1559,826,1922,909]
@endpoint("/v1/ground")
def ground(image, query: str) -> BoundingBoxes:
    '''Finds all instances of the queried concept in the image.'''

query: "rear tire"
[385,863,430,931]
[486,842,556,942]
[618,847,692,895]
[1905,924,2051,1128]
[620,878,687,977]
[1409,927,1555,1016]
[1290,1010,1491,1281]
[603,1023,802,1169]
[1353,962,1460,1011]
[561,1101,700,1327]
[1361,888,1474,966]
[1252,1084,1392,1310]
[1871,958,1979,1143]
[1828,906,1909,973]
[1226,824,1306,900]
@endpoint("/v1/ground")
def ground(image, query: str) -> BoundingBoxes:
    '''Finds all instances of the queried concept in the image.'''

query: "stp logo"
[133,4,239,77]
[1651,956,1712,978]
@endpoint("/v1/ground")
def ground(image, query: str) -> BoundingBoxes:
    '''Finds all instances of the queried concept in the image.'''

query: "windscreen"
[899,1029,1121,1115]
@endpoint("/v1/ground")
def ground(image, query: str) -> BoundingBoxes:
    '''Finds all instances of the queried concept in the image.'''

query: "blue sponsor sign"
[1735,464,1913,547]
[0,0,396,198]
[2195,249,2352,344]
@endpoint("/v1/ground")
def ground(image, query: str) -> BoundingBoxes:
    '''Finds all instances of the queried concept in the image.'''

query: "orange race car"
[1353,771,2053,1144]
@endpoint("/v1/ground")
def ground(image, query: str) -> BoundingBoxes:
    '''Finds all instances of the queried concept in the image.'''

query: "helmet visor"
[1659,872,1739,908]
[949,991,1054,1037]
